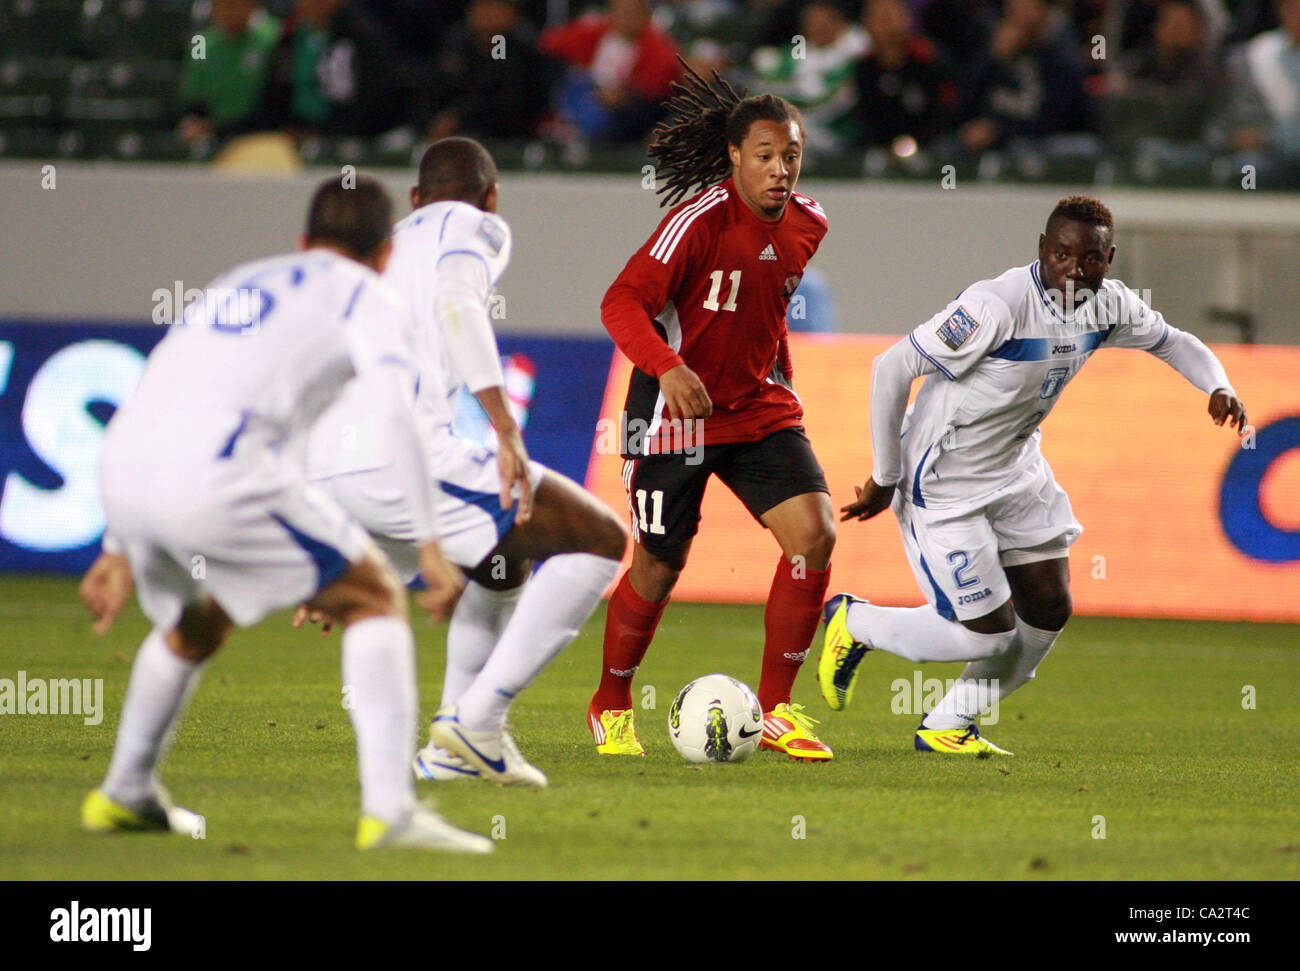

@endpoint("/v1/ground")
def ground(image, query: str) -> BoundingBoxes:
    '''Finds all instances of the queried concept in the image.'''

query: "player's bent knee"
[630,550,682,602]
[170,601,231,661]
[809,518,837,562]
[1024,590,1072,632]
[778,513,836,567]
[594,509,629,561]
[318,555,408,627]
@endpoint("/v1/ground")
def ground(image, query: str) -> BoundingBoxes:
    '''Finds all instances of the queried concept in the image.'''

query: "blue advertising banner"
[0,320,613,574]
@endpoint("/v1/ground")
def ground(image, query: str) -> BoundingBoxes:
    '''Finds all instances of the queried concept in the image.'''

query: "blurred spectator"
[918,0,998,98]
[654,0,763,75]
[1212,0,1300,183]
[241,0,412,139]
[749,0,869,154]
[852,0,962,153]
[1225,0,1279,45]
[540,0,682,143]
[958,0,1098,153]
[1119,0,1230,54]
[176,0,282,145]
[424,0,552,140]
[1105,0,1220,152]
[365,0,464,58]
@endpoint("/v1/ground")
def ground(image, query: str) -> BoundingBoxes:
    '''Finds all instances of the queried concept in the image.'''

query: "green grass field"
[2,575,1297,881]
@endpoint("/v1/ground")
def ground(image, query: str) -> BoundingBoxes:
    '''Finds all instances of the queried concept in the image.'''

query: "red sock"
[592,571,668,712]
[758,557,832,712]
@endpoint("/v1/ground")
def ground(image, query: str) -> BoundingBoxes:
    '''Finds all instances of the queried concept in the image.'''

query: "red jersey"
[603,178,828,456]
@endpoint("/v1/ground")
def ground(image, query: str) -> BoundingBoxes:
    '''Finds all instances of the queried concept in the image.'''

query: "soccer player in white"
[819,196,1249,754]
[78,177,492,852]
[304,138,627,786]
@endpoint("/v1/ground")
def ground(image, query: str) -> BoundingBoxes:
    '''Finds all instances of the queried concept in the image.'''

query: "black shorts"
[622,426,829,560]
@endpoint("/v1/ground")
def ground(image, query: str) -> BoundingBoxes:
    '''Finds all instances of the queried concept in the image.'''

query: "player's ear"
[297,234,309,252]
[1107,245,1116,264]
[409,186,420,210]
[482,183,499,214]
[728,142,741,170]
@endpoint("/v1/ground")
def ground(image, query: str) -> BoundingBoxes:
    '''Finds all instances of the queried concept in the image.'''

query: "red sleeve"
[538,16,605,66]
[628,28,682,100]
[601,206,703,378]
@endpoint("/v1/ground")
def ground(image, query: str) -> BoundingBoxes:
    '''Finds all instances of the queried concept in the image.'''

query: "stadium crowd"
[1,0,1297,184]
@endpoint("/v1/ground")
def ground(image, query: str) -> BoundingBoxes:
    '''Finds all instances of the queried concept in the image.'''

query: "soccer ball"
[668,674,764,763]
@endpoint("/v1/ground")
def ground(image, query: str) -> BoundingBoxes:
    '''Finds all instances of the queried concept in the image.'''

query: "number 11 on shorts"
[635,489,665,535]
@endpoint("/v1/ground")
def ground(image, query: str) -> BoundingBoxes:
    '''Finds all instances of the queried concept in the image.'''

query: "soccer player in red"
[588,67,837,760]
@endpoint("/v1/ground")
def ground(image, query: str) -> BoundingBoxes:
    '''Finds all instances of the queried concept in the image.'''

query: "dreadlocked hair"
[649,59,804,208]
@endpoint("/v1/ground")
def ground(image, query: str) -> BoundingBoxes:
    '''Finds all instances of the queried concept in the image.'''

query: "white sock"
[923,616,1062,729]
[457,553,619,733]
[845,602,1016,663]
[102,629,202,806]
[342,616,418,824]
[440,582,523,708]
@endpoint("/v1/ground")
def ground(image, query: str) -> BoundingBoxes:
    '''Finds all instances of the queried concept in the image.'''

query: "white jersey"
[877,261,1231,511]
[307,200,512,478]
[107,249,417,470]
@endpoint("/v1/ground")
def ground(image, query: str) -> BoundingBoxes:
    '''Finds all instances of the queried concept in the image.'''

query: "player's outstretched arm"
[1134,321,1248,437]
[80,551,133,635]
[1209,388,1249,435]
[842,337,934,523]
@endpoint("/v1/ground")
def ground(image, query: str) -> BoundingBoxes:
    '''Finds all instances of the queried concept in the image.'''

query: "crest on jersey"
[937,306,979,350]
[476,216,505,255]
[783,274,802,298]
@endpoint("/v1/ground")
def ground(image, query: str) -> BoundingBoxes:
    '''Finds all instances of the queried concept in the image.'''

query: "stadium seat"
[0,0,93,58]
[0,57,77,129]
[101,0,201,60]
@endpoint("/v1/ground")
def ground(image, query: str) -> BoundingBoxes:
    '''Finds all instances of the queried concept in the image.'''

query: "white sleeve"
[870,338,939,487]
[1146,326,1236,397]
[343,285,442,543]
[435,251,505,396]
[1102,284,1235,396]
[906,293,1013,382]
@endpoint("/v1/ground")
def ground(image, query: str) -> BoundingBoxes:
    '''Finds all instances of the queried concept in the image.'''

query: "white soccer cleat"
[356,804,493,854]
[413,742,481,781]
[430,707,548,788]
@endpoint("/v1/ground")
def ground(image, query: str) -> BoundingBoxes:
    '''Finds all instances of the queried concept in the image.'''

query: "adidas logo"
[759,243,777,261]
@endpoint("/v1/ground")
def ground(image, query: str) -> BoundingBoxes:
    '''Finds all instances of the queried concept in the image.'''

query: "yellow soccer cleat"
[81,787,201,834]
[357,805,493,853]
[820,593,872,711]
[914,724,1013,756]
[588,703,646,756]
[760,702,833,761]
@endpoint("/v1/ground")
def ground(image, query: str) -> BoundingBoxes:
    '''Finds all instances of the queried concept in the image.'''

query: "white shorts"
[894,457,1081,622]
[311,436,548,584]
[101,449,370,631]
